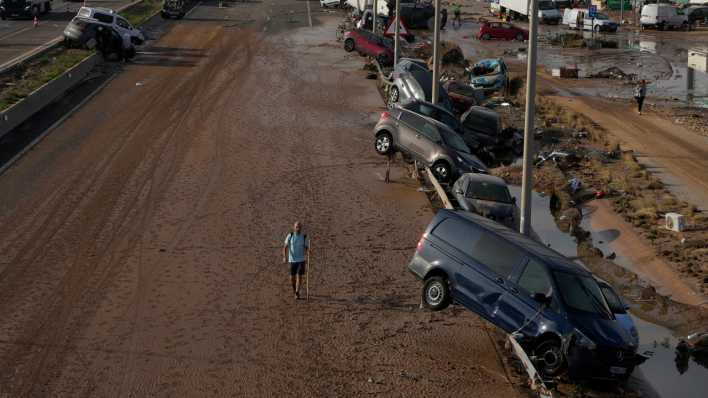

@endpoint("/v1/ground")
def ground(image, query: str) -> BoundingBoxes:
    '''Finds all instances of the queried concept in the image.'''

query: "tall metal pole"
[520,0,539,236]
[394,0,401,66]
[373,0,377,33]
[431,0,441,104]
[620,0,624,25]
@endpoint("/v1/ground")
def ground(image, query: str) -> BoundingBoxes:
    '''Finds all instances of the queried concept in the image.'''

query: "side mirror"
[532,292,552,306]
[511,197,517,204]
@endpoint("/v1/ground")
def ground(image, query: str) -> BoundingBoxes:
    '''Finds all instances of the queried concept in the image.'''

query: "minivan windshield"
[440,128,470,154]
[553,271,613,319]
[466,180,512,203]
[600,284,627,314]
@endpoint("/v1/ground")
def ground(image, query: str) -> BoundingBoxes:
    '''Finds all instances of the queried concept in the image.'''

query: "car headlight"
[574,328,597,350]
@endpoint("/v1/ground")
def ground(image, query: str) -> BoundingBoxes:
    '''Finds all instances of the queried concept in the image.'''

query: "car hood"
[456,151,488,173]
[569,312,637,350]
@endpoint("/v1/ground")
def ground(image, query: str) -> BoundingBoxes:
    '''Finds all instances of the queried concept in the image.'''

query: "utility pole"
[373,0,378,33]
[431,0,441,104]
[621,0,624,25]
[520,0,539,237]
[394,0,401,66]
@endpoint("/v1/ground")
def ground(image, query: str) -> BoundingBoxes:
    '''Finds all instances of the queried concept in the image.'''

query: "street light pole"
[520,0,539,236]
[431,0,441,104]
[621,0,624,25]
[394,0,401,66]
[373,0,377,33]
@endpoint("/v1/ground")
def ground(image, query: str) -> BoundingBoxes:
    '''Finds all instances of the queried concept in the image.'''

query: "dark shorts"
[289,261,306,276]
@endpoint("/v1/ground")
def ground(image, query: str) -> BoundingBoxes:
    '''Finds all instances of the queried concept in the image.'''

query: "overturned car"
[63,7,144,60]
[409,210,644,380]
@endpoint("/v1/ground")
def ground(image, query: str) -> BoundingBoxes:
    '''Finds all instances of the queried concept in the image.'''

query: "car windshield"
[595,14,609,20]
[440,128,470,153]
[539,1,555,10]
[553,271,613,318]
[466,180,512,203]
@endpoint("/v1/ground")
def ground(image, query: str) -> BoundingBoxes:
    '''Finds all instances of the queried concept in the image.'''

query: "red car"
[476,22,528,41]
[343,28,395,66]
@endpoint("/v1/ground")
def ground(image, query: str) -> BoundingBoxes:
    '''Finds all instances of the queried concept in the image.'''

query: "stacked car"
[63,7,145,61]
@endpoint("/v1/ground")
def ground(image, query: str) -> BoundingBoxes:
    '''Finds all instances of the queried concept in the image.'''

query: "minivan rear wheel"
[344,38,355,52]
[422,276,450,311]
[534,339,565,377]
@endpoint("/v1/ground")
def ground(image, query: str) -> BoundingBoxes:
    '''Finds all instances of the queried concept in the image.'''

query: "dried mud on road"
[0,3,519,397]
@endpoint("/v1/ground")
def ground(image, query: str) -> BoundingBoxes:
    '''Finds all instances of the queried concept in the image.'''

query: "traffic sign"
[384,17,411,38]
[589,5,597,19]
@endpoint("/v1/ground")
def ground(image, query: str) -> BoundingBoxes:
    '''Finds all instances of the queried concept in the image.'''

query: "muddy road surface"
[0,2,520,397]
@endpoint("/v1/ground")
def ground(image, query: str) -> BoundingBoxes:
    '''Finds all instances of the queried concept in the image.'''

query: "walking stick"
[306,240,311,300]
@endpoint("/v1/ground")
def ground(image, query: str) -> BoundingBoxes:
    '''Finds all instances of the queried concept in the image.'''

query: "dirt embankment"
[0,4,520,397]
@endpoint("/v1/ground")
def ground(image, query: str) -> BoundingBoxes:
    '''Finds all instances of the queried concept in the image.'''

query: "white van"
[640,4,688,30]
[562,8,618,32]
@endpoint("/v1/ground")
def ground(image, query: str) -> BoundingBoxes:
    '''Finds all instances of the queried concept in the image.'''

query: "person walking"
[283,221,309,299]
[441,8,448,30]
[634,80,647,115]
[452,3,461,29]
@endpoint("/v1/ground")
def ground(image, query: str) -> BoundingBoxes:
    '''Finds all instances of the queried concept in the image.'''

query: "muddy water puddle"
[507,186,708,397]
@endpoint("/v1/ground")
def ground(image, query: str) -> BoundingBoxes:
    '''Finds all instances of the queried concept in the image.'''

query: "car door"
[115,17,133,47]
[429,218,503,321]
[414,119,442,164]
[501,24,514,40]
[397,110,425,157]
[455,229,526,323]
[493,258,556,334]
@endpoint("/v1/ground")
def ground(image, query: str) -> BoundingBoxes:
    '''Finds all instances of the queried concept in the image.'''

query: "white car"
[75,7,145,48]
[320,0,341,7]
[640,4,688,30]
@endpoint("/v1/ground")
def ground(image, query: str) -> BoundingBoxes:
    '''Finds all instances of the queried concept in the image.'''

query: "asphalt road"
[0,1,521,396]
[0,0,134,69]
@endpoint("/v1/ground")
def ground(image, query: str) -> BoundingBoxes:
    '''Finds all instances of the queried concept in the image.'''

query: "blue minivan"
[408,209,642,380]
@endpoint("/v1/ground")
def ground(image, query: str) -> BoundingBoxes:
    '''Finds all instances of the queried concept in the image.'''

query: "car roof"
[438,209,590,274]
[458,173,508,187]
[81,7,115,15]
[403,99,453,115]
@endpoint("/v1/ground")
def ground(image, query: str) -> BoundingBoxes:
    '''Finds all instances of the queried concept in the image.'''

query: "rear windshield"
[466,180,512,203]
[78,8,91,18]
[553,271,612,318]
[94,13,114,23]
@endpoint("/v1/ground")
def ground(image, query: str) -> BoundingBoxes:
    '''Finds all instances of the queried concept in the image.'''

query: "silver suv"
[373,105,487,182]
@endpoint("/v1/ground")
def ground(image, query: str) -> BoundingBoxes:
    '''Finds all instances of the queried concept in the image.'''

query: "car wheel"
[534,339,565,377]
[593,25,600,33]
[482,33,491,40]
[682,22,690,31]
[422,276,451,311]
[376,53,389,66]
[374,132,393,155]
[432,161,451,183]
[343,38,355,52]
[388,85,399,105]
[515,33,524,41]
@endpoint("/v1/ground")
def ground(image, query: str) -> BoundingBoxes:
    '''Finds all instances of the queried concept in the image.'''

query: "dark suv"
[408,209,641,380]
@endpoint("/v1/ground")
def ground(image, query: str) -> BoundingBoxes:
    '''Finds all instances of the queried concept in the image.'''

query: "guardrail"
[424,165,554,398]
[0,53,99,140]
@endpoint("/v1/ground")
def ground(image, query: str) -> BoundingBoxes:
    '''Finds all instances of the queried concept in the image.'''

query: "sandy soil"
[0,2,520,397]
[584,200,705,306]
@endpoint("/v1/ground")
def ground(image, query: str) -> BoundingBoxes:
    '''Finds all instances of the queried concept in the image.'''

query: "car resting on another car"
[373,106,487,182]
[343,28,394,66]
[408,210,643,380]
[452,173,518,229]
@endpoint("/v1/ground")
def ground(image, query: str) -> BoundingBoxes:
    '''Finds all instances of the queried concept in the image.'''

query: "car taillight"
[416,235,425,252]
[380,111,390,121]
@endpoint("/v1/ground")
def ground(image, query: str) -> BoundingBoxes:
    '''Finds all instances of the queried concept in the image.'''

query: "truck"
[161,0,186,19]
[0,0,51,20]
[499,0,562,24]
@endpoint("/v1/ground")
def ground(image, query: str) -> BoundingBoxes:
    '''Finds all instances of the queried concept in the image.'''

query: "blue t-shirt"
[285,232,308,263]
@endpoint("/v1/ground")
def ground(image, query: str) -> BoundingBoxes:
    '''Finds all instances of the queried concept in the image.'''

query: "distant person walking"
[283,221,309,299]
[452,3,461,29]
[634,80,647,115]
[441,8,448,30]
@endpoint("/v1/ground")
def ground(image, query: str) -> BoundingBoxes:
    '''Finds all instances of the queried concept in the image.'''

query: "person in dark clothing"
[441,8,448,30]
[634,80,647,115]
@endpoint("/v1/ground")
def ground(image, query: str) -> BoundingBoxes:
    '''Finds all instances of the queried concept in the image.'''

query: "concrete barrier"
[0,53,99,140]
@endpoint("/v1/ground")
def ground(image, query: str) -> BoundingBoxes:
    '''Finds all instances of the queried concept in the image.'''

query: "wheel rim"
[390,87,399,103]
[434,164,448,179]
[539,344,562,373]
[375,135,390,153]
[426,281,444,306]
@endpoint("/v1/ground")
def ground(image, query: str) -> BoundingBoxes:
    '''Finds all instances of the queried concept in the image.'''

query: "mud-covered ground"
[0,2,522,397]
